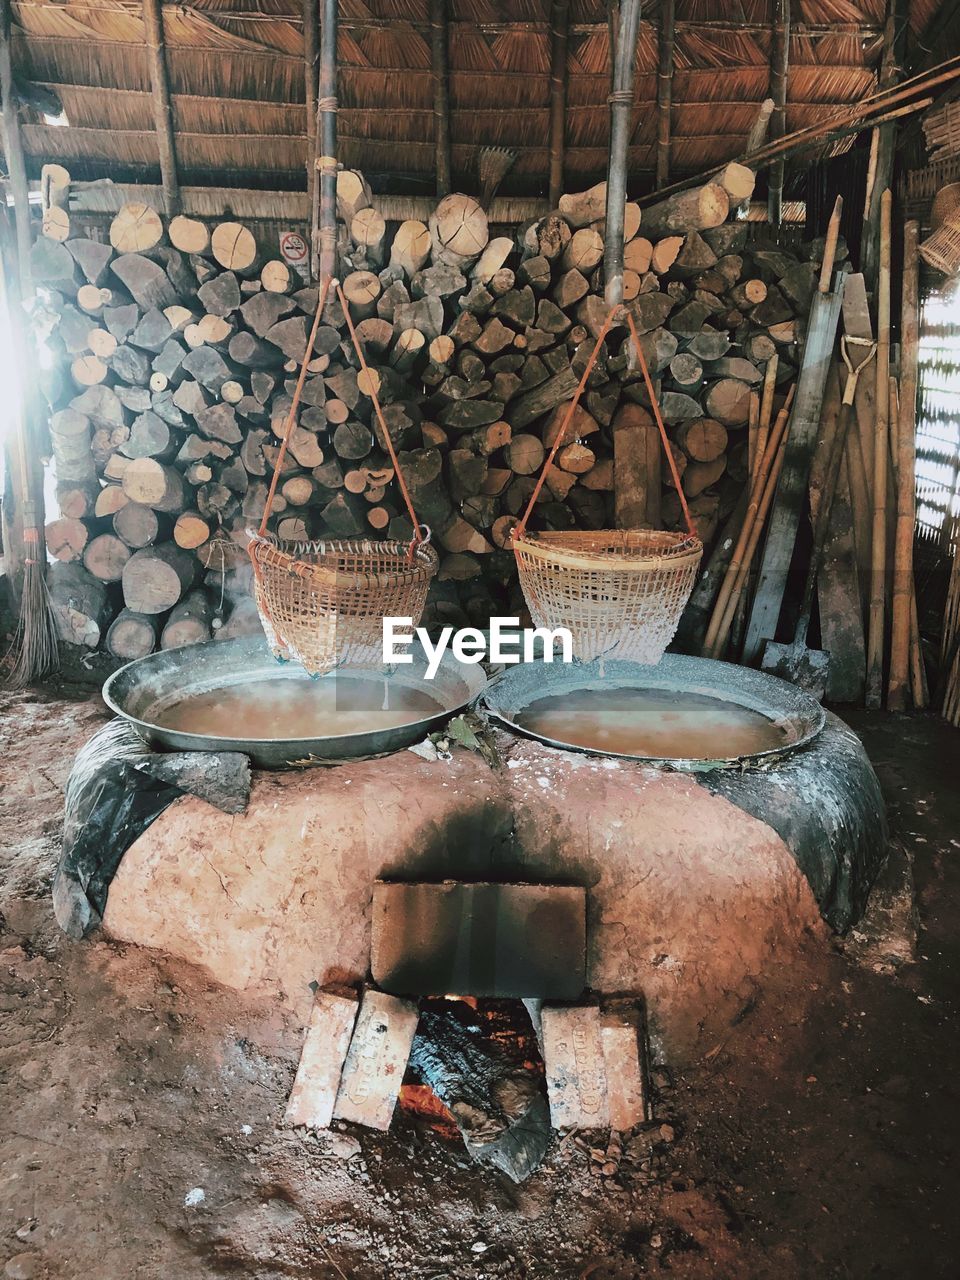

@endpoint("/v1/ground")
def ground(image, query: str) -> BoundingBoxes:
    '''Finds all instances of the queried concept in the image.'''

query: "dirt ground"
[1,680,958,1280]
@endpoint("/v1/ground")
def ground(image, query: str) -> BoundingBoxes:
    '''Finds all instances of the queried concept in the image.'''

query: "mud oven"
[58,636,884,1059]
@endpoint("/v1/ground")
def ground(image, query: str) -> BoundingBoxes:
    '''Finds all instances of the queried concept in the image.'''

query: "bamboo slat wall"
[916,302,960,550]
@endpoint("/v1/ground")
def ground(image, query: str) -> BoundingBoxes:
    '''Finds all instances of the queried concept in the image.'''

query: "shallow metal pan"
[481,654,825,771]
[102,636,487,769]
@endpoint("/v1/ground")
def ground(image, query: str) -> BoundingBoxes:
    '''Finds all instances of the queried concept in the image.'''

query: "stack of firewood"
[33,164,834,655]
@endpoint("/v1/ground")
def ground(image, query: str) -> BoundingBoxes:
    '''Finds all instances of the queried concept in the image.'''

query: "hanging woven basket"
[248,278,437,676]
[919,207,960,276]
[512,306,703,665]
[514,528,702,664]
[250,534,437,675]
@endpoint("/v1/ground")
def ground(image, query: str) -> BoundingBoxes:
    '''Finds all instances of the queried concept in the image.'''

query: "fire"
[397,1084,459,1136]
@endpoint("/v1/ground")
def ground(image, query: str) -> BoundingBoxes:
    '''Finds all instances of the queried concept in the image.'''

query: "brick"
[601,1009,649,1131]
[541,1004,610,1129]
[283,991,359,1130]
[333,989,419,1131]
[371,880,586,998]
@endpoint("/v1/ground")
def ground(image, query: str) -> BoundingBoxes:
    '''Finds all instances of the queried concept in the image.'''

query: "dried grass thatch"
[2,0,938,195]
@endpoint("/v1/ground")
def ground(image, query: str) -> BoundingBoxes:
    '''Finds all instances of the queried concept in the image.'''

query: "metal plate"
[481,654,826,771]
[371,881,586,999]
[102,636,487,768]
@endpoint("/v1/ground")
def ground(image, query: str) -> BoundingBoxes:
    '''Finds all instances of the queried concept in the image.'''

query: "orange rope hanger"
[252,275,427,559]
[515,301,697,542]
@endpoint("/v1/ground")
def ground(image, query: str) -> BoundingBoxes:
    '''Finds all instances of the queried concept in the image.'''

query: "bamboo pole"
[0,0,32,296]
[731,355,780,650]
[655,0,675,191]
[889,218,920,710]
[0,0,36,599]
[430,0,451,199]
[730,390,763,654]
[547,0,569,210]
[304,0,318,225]
[603,0,642,307]
[862,0,905,287]
[862,125,879,224]
[141,0,181,218]
[866,189,892,708]
[758,353,779,465]
[910,592,928,709]
[636,53,960,211]
[768,0,790,226]
[703,386,796,659]
[314,0,338,283]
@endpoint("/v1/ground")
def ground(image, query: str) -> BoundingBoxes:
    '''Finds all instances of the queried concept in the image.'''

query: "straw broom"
[4,487,60,688]
[2,266,59,687]
[4,393,60,687]
[478,147,518,209]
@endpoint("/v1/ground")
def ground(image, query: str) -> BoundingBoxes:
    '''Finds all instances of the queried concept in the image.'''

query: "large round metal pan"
[481,653,825,771]
[102,636,487,768]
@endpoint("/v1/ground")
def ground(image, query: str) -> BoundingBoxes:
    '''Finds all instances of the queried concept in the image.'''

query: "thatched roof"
[5,0,948,199]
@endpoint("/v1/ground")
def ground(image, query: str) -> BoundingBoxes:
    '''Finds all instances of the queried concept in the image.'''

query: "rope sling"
[512,304,703,665]
[248,276,437,676]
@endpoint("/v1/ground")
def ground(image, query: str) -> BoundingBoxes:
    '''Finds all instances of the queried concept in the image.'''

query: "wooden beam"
[861,0,907,286]
[603,0,642,305]
[304,0,317,224]
[767,0,790,226]
[0,0,32,295]
[656,0,675,190]
[547,0,569,209]
[430,0,451,198]
[140,0,181,217]
[313,0,338,282]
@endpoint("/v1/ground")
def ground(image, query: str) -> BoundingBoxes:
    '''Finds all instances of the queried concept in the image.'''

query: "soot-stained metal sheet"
[371,881,587,999]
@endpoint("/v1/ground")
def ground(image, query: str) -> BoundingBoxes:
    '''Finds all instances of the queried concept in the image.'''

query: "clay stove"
[95,646,886,1057]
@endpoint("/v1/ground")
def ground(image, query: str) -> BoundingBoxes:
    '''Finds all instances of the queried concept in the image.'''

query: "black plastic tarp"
[53,718,250,939]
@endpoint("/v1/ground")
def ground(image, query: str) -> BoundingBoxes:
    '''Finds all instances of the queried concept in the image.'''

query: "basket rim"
[513,527,702,572]
[251,533,438,593]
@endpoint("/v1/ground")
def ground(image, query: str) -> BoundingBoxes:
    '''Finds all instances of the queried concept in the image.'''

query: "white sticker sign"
[279,229,310,280]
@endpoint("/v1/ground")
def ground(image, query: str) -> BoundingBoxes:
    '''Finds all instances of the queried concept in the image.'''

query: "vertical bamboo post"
[767,0,790,226]
[430,0,451,199]
[313,0,338,283]
[141,0,181,217]
[866,188,892,707]
[0,0,32,296]
[888,218,920,710]
[655,0,675,191]
[603,0,642,307]
[0,209,23,594]
[0,1,36,597]
[547,0,569,209]
[304,0,318,227]
[862,0,905,286]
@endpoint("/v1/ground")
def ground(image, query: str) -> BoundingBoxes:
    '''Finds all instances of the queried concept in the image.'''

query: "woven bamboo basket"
[931,182,960,230]
[513,528,703,665]
[919,208,960,275]
[250,535,438,675]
